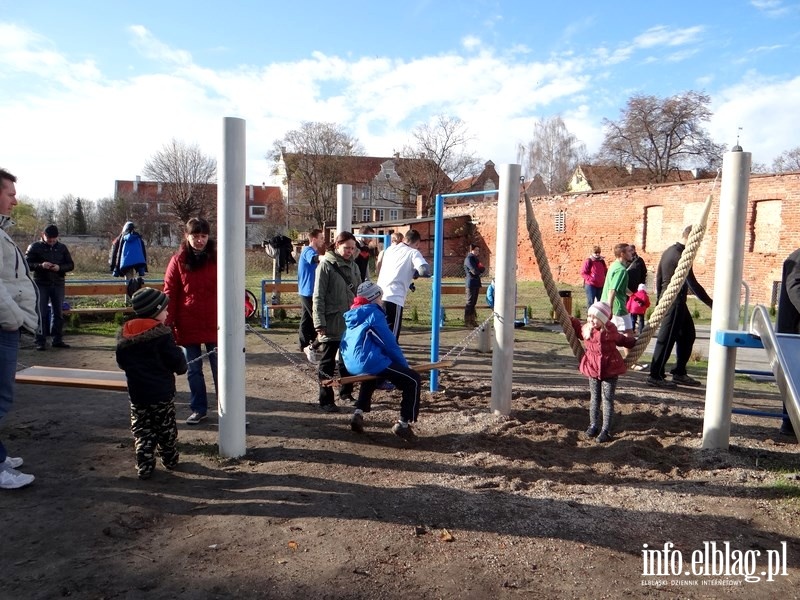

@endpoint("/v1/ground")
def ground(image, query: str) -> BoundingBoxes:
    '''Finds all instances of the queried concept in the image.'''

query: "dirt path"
[4,326,800,599]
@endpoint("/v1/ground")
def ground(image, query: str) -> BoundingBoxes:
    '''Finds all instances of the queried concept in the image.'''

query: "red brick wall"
[444,172,800,306]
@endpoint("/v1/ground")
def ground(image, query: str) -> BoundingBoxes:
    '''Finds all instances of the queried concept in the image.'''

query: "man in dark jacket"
[25,224,74,350]
[626,244,648,293]
[647,226,713,388]
[464,244,486,328]
[776,248,800,437]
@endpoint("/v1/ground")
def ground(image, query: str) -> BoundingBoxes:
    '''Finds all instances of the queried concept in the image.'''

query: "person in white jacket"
[0,168,38,489]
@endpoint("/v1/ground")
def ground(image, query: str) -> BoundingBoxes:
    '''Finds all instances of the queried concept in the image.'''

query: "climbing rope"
[522,190,585,361]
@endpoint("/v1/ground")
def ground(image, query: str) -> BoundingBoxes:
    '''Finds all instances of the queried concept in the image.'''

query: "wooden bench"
[261,281,303,328]
[439,286,528,325]
[62,281,164,319]
[15,366,127,392]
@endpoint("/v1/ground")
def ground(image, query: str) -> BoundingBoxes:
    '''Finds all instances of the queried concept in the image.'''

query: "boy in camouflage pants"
[116,288,187,479]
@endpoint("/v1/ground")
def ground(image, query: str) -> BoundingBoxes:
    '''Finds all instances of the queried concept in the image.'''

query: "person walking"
[571,301,636,443]
[0,168,37,489]
[376,229,430,339]
[116,287,187,480]
[647,226,713,389]
[600,243,634,334]
[297,228,326,352]
[776,247,800,437]
[163,218,218,425]
[581,246,607,308]
[25,224,74,350]
[626,283,651,335]
[375,231,403,278]
[313,231,360,412]
[340,281,422,441]
[109,221,148,297]
[626,244,647,294]
[464,244,485,328]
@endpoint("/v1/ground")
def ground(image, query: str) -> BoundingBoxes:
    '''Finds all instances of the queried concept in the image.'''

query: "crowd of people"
[2,164,797,486]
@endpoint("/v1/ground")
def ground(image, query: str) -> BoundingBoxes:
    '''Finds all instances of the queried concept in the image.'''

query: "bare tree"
[517,116,587,193]
[143,138,217,223]
[400,115,478,216]
[772,147,800,172]
[597,91,725,182]
[270,122,364,229]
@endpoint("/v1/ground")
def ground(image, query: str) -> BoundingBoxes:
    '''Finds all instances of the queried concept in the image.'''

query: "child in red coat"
[571,301,636,442]
[626,283,651,335]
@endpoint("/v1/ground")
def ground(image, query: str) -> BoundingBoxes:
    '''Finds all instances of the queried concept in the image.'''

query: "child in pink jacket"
[626,283,650,335]
[571,301,636,443]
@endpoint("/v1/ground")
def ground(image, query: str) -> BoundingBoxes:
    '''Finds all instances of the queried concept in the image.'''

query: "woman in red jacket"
[571,301,635,443]
[164,218,218,425]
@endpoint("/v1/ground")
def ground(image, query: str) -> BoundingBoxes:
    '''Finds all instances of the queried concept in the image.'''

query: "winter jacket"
[312,250,360,342]
[0,216,39,334]
[571,317,635,380]
[655,242,713,308]
[163,247,218,346]
[341,301,409,375]
[115,319,188,405]
[777,248,800,334]
[626,289,651,316]
[581,255,607,288]
[464,254,485,289]
[25,240,74,284]
[626,255,647,293]
[110,231,147,276]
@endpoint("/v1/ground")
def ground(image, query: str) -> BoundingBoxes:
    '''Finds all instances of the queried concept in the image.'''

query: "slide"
[750,305,800,434]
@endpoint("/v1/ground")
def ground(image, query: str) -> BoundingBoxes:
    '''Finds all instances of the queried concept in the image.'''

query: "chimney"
[134,175,140,193]
[625,164,634,175]
[691,168,700,179]
[249,185,254,201]
[157,182,162,194]
[416,194,425,219]
[394,151,400,159]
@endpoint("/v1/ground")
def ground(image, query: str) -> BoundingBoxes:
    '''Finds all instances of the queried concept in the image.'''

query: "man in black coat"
[626,244,647,293]
[647,226,713,388]
[25,224,74,350]
[776,248,800,437]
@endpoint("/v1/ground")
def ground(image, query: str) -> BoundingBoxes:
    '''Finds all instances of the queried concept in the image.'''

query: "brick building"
[444,171,800,307]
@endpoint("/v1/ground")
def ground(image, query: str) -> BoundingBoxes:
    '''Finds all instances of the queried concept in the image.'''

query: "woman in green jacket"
[312,231,360,412]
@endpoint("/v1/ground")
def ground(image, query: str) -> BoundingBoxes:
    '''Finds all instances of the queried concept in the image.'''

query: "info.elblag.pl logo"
[641,542,788,585]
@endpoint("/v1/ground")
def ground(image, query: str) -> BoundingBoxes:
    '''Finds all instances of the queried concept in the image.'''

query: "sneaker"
[0,467,35,489]
[185,412,207,425]
[52,341,70,348]
[35,344,46,351]
[320,403,340,413]
[672,374,701,387]
[2,456,23,469]
[377,380,395,391]
[646,377,677,389]
[339,394,357,405]
[391,422,416,441]
[350,412,365,433]
[585,426,599,438]
[597,430,612,443]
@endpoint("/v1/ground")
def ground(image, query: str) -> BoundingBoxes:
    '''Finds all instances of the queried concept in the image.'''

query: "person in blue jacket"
[340,281,422,441]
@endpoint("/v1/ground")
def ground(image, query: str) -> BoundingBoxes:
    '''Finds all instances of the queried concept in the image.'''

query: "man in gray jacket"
[0,168,38,489]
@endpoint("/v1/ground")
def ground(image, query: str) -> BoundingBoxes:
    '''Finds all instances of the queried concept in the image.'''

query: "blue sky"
[2,0,799,201]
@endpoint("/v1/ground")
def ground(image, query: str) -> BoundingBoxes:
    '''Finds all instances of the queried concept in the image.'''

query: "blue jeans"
[36,282,66,345]
[183,343,218,415]
[0,329,21,463]
[585,284,602,308]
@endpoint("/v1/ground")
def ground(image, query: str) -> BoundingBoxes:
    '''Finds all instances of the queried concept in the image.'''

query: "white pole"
[218,117,247,458]
[701,147,751,450]
[336,184,353,235]
[490,164,521,416]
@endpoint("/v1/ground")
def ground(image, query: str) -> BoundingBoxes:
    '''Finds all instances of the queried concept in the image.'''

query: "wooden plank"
[267,305,302,311]
[262,282,298,294]
[16,366,128,392]
[65,282,164,295]
[64,307,132,315]
[321,361,454,387]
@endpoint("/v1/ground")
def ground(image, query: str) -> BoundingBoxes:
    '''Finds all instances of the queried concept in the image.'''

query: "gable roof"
[570,164,713,192]
[451,160,498,193]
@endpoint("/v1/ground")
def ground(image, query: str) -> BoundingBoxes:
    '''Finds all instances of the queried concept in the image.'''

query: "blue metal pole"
[430,193,444,391]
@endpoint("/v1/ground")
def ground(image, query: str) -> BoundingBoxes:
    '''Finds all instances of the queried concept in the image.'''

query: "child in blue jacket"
[340,281,421,440]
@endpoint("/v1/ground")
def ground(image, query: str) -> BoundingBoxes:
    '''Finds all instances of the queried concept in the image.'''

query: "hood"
[322,250,352,267]
[344,302,383,328]
[117,319,172,348]
[0,214,14,230]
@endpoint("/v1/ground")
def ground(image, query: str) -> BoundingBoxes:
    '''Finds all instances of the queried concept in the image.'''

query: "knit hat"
[122,221,135,234]
[588,301,612,325]
[131,287,169,318]
[44,224,59,237]
[356,281,382,303]
[638,283,647,292]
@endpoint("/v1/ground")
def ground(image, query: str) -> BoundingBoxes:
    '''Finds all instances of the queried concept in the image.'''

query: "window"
[750,200,782,253]
[375,209,385,221]
[554,210,566,233]
[130,203,148,218]
[249,205,266,219]
[157,203,171,214]
[352,208,358,222]
[361,186,370,200]
[159,223,171,239]
[362,208,370,221]
[389,209,399,220]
